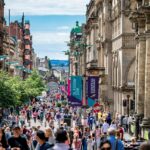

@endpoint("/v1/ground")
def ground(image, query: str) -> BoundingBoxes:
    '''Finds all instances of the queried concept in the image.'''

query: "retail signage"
[87,76,99,107]
[71,76,82,101]
[68,95,82,107]
[67,79,71,96]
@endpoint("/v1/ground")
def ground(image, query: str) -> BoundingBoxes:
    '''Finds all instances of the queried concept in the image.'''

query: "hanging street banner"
[67,79,71,96]
[68,76,83,107]
[87,76,99,107]
[71,76,82,101]
[68,95,82,107]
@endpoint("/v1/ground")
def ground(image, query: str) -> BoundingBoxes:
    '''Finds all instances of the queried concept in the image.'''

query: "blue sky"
[4,0,90,60]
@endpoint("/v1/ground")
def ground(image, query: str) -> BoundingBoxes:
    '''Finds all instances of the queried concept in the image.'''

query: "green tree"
[0,71,16,107]
[5,76,29,105]
[0,70,45,108]
[24,70,45,99]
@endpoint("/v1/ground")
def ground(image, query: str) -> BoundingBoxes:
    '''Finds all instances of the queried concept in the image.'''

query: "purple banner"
[68,96,82,107]
[88,76,99,100]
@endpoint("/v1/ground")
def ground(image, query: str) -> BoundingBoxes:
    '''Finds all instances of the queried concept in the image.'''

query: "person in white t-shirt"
[101,120,110,134]
[110,121,117,130]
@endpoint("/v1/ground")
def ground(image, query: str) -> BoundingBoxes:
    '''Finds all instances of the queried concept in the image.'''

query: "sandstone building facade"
[130,0,150,137]
[85,0,136,114]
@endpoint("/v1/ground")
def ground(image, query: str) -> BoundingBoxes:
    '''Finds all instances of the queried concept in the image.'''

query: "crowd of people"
[0,92,149,150]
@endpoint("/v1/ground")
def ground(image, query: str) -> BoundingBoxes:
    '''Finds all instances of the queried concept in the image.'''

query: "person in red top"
[73,135,81,150]
[118,124,124,140]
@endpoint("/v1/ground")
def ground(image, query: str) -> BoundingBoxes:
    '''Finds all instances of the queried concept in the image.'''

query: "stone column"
[135,38,139,113]
[143,14,150,122]
[141,14,150,139]
[136,20,146,116]
[101,45,104,67]
[119,92,122,115]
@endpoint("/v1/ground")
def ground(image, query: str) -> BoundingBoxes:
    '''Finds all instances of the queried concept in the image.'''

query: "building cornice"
[86,0,95,16]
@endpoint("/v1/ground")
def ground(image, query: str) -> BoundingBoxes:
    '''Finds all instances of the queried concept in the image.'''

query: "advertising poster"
[68,96,82,107]
[87,76,99,107]
[71,76,82,101]
[68,76,83,107]
[67,79,71,96]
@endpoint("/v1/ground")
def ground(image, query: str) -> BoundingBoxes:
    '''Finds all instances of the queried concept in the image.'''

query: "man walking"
[107,127,124,150]
[8,125,30,150]
[101,120,109,134]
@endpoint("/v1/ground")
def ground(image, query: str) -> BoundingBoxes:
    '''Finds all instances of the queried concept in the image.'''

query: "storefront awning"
[0,55,8,60]
[15,65,32,73]
[15,65,24,70]
[23,68,32,73]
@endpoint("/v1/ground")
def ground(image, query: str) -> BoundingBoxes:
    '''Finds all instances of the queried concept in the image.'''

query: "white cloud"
[33,31,69,45]
[33,31,69,60]
[36,51,68,60]
[5,0,90,16]
[57,26,70,30]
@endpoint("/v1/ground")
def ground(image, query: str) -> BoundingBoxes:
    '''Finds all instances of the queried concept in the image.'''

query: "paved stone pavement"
[26,118,132,141]
[26,118,59,130]
[124,132,132,141]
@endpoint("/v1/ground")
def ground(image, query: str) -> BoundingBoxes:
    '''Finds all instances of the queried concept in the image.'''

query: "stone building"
[69,21,83,76]
[130,0,150,138]
[23,20,33,78]
[0,0,5,69]
[2,18,36,77]
[68,22,87,105]
[85,0,101,107]
[36,56,50,78]
[111,0,136,115]
[85,0,136,114]
[3,21,24,76]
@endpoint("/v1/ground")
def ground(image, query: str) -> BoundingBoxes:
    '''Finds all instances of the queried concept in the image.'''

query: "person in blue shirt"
[107,127,124,150]
[82,136,87,150]
[88,115,95,130]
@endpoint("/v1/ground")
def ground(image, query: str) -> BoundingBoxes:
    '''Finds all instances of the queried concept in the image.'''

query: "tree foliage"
[0,70,45,107]
[24,70,45,98]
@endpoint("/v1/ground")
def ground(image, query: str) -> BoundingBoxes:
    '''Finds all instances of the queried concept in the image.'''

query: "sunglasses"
[101,147,111,150]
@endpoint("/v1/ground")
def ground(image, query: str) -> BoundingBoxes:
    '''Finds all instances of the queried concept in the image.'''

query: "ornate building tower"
[0,0,5,69]
[23,20,32,78]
